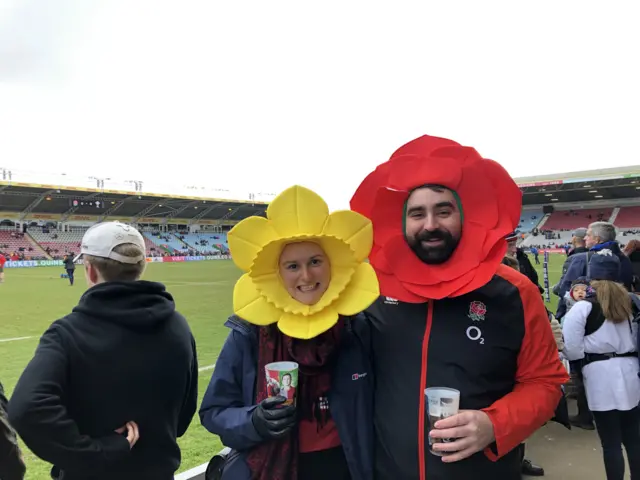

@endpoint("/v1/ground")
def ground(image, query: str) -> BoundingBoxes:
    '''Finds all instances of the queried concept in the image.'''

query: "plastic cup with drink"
[264,361,299,406]
[425,387,461,456]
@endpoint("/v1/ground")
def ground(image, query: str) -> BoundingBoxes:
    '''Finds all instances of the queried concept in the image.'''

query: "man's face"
[405,187,462,264]
[507,239,517,257]
[585,229,598,248]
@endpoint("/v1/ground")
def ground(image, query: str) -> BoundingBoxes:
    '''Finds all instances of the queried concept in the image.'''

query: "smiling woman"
[198,185,380,480]
[228,184,379,340]
[279,242,332,306]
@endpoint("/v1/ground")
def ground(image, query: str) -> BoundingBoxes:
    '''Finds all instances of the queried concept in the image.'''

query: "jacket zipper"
[418,301,434,480]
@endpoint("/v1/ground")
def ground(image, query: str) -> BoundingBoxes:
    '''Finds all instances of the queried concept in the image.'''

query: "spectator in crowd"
[200,186,379,480]
[553,228,590,297]
[9,222,198,480]
[623,239,640,292]
[562,252,640,480]
[351,134,568,479]
[1,380,26,480]
[63,253,75,286]
[556,222,633,320]
[506,232,544,294]
[556,224,633,431]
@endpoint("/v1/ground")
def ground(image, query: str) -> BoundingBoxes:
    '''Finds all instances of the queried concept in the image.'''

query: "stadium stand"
[142,232,184,255]
[28,229,83,257]
[613,206,640,228]
[0,229,48,258]
[143,236,167,256]
[541,208,614,231]
[179,233,229,253]
[518,209,544,232]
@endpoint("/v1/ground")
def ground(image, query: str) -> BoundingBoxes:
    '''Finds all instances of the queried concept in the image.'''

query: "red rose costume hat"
[350,134,522,301]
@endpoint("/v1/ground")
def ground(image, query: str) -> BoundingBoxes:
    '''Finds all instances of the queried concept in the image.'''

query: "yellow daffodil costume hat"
[228,185,380,340]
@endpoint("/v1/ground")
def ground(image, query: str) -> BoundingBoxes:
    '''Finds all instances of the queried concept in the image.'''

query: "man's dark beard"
[408,229,459,264]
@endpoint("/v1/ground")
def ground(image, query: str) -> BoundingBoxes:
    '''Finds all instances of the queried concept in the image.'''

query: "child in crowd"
[563,277,594,317]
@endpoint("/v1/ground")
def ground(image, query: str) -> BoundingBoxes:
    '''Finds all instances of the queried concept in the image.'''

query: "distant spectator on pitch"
[9,222,198,480]
[0,253,6,284]
[63,253,75,286]
[1,380,26,480]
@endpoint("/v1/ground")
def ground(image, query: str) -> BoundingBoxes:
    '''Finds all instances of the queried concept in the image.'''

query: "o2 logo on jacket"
[466,301,486,345]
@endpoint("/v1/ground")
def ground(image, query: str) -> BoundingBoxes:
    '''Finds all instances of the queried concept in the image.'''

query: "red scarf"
[245,320,343,480]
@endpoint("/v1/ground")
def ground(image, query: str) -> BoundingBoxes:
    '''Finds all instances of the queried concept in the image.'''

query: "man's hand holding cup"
[429,410,496,462]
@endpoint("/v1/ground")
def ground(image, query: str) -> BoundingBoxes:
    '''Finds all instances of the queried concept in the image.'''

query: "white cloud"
[0,0,638,210]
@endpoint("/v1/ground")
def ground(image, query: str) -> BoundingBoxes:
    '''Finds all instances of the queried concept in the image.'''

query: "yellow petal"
[332,262,380,316]
[233,274,282,326]
[278,307,339,340]
[228,217,278,271]
[322,210,373,262]
[266,185,329,237]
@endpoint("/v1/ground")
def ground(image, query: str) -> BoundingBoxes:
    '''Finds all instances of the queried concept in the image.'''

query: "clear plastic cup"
[424,387,461,456]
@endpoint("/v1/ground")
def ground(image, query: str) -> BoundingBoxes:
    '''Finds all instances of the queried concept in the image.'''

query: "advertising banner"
[5,259,64,268]
[5,256,231,268]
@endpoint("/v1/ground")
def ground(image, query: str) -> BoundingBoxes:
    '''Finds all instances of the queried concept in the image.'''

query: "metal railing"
[175,463,207,480]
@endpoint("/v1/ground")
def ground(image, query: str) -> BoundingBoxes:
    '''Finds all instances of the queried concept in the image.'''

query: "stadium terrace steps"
[178,233,228,254]
[608,207,621,225]
[535,213,550,230]
[542,208,614,231]
[28,229,84,257]
[143,236,170,256]
[26,234,52,259]
[613,206,640,228]
[518,210,545,232]
[0,230,49,258]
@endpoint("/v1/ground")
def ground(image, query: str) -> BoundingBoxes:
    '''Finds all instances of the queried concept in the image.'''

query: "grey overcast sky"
[0,0,638,209]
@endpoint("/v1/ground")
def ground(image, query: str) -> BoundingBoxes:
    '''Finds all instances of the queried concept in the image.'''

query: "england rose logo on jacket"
[468,301,487,322]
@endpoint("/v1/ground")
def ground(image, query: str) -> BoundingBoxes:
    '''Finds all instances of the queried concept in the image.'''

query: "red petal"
[390,135,461,160]
[375,270,426,303]
[387,154,463,192]
[353,134,522,302]
[369,188,407,248]
[350,162,392,219]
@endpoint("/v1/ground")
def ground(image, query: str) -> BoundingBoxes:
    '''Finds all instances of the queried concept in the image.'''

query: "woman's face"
[279,241,331,305]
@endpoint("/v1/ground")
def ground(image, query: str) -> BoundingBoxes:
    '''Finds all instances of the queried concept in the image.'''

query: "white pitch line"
[198,363,216,372]
[0,336,34,343]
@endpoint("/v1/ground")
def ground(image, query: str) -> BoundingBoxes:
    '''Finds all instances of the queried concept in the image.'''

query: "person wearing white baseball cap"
[73,221,146,265]
[9,221,198,480]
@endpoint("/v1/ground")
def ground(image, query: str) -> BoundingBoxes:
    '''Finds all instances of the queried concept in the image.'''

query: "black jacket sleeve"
[0,382,26,480]
[177,334,198,437]
[8,326,131,472]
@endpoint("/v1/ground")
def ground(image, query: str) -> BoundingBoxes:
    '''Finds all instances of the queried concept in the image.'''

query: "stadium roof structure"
[515,165,640,206]
[0,181,268,225]
[3,164,640,224]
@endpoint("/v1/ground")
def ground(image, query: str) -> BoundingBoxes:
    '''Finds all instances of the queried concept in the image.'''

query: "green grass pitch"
[0,254,565,479]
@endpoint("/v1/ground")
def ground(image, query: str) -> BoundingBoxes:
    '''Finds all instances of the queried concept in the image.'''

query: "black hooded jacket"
[0,381,25,480]
[9,281,198,480]
[516,248,544,293]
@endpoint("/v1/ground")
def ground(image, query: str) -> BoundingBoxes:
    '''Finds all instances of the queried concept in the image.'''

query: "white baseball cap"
[74,222,146,264]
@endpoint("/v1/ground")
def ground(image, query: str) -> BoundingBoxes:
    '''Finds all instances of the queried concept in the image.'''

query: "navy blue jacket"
[556,241,633,318]
[199,315,374,480]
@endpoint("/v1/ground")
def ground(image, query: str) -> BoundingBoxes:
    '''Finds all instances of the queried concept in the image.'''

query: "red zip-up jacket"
[366,264,569,480]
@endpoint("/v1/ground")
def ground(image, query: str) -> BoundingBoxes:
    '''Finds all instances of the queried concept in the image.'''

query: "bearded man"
[352,135,569,480]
